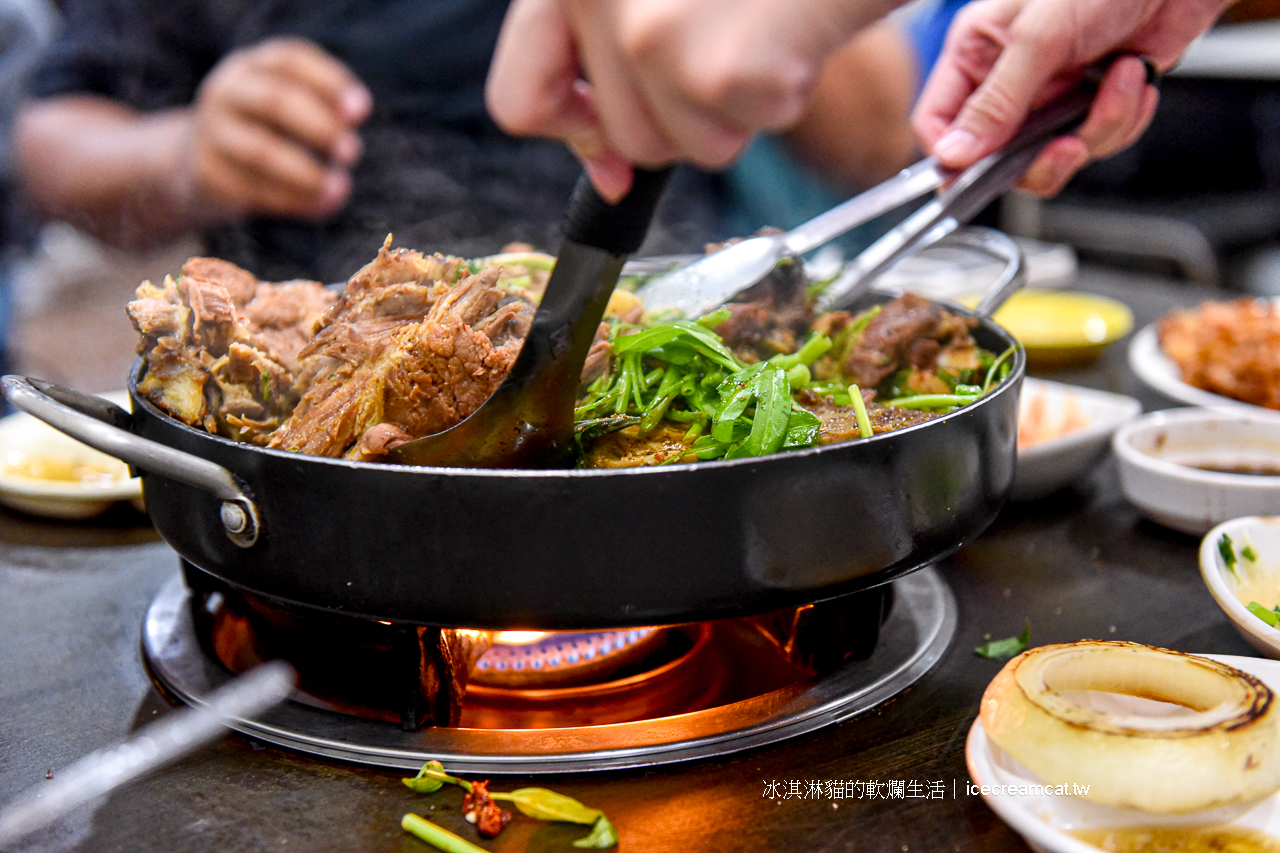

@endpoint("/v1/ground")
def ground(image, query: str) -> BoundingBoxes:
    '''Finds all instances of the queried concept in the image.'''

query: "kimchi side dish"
[1158,298,1280,410]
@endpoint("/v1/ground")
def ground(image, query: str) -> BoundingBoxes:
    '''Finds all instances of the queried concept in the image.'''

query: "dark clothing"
[30,0,724,282]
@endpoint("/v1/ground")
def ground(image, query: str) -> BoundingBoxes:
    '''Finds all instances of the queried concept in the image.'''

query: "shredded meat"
[268,261,528,460]
[580,322,613,386]
[843,292,978,389]
[240,282,341,375]
[711,257,813,361]
[182,257,258,306]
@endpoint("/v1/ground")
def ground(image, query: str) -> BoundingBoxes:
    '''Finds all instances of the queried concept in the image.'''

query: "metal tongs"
[634,66,1131,318]
[0,662,294,846]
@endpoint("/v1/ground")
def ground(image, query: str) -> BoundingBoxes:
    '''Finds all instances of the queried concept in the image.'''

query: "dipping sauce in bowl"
[1114,408,1280,534]
[972,289,1134,368]
[1191,462,1280,476]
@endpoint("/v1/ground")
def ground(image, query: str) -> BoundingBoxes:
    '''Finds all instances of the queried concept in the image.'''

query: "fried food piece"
[1158,298,1280,409]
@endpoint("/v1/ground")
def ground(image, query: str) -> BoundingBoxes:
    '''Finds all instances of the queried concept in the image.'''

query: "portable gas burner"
[142,560,955,775]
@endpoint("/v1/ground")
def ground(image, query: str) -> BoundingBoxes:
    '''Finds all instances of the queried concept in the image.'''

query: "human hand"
[183,38,372,221]
[486,0,890,201]
[912,0,1230,196]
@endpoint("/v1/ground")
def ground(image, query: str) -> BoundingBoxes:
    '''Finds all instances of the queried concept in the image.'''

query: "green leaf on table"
[493,788,600,824]
[488,788,618,849]
[402,760,471,794]
[572,814,620,849]
[975,621,1030,660]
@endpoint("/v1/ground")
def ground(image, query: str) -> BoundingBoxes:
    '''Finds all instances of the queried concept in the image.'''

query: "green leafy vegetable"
[1244,544,1259,562]
[695,306,732,327]
[975,621,1031,660]
[1248,601,1280,628]
[1219,533,1240,580]
[573,291,1012,464]
[578,320,829,463]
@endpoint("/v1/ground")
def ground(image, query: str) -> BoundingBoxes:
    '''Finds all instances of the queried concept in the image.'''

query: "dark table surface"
[0,265,1259,853]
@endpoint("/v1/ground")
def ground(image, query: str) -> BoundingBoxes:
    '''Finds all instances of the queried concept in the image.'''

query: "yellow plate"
[967,290,1134,368]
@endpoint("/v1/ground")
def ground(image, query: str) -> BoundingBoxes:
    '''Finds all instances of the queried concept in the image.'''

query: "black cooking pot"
[2,285,1022,630]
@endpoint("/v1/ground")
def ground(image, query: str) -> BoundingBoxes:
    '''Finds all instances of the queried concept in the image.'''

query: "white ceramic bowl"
[1113,408,1280,535]
[0,391,142,519]
[1013,378,1142,501]
[1201,516,1280,659]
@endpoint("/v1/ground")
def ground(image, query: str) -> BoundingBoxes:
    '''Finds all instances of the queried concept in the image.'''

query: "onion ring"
[980,641,1280,813]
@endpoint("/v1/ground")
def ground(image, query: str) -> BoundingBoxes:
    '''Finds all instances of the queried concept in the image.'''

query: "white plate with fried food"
[1130,298,1280,412]
[1012,378,1141,501]
[0,391,142,519]
[967,653,1280,853]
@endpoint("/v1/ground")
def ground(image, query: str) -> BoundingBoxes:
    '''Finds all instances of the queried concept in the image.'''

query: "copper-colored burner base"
[186,564,890,732]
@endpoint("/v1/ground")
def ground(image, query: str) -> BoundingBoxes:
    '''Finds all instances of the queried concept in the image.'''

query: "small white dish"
[1129,323,1262,411]
[1202,516,1280,659]
[1013,378,1142,501]
[1113,408,1280,534]
[0,391,142,519]
[967,654,1280,853]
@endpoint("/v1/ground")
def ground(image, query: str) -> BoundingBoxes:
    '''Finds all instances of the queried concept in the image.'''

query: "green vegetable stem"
[1219,533,1240,580]
[573,305,1012,463]
[1248,601,1280,628]
[402,814,487,853]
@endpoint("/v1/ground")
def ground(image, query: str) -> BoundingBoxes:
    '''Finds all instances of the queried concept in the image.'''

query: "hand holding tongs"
[635,58,1155,318]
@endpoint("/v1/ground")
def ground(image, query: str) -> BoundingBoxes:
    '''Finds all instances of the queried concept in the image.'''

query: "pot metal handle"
[934,225,1027,317]
[0,376,260,547]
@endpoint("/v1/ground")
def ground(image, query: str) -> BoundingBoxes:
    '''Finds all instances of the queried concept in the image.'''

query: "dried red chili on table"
[462,780,512,837]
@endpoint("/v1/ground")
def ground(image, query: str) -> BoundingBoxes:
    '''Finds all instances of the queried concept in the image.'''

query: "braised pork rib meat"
[129,239,539,461]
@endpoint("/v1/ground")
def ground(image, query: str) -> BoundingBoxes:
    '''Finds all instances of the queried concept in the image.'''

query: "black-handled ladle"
[385,168,672,468]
